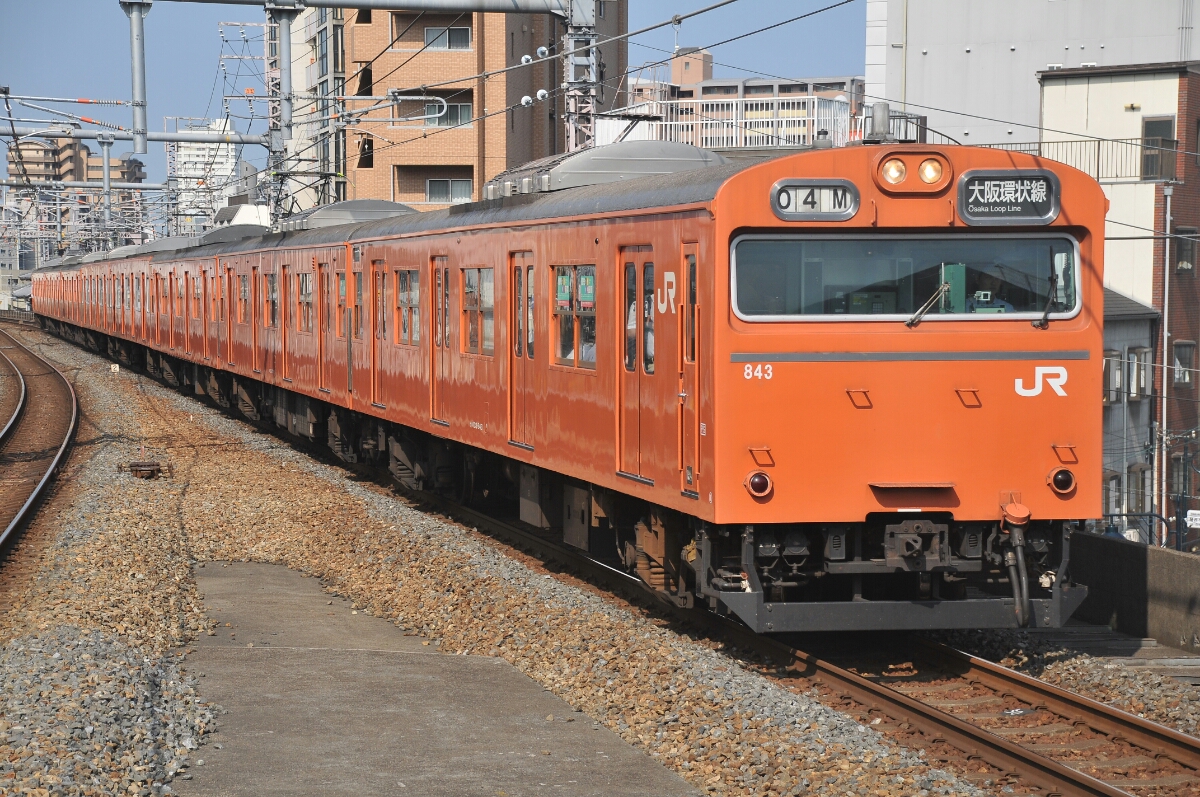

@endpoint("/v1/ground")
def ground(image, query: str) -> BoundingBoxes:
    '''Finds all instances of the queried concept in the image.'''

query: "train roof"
[44,151,755,270]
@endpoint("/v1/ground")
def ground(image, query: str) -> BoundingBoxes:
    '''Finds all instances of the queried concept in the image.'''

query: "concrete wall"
[1072,532,1200,651]
[867,0,1199,145]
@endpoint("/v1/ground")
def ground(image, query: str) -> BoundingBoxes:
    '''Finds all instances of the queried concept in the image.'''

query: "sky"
[0,0,866,183]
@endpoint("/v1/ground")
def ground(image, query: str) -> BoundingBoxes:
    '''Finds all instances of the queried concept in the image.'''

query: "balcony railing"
[596,98,936,150]
[982,138,1178,182]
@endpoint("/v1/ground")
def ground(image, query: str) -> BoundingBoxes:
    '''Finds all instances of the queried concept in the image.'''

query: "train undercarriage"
[46,318,1087,634]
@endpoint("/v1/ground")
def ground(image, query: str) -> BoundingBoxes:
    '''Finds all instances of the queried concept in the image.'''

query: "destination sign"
[772,179,859,222]
[958,169,1060,226]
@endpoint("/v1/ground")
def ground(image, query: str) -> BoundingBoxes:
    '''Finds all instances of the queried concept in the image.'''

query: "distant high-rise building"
[166,118,240,234]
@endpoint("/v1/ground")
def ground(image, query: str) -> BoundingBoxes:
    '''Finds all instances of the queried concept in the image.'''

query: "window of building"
[353,271,364,339]
[426,178,473,204]
[814,82,846,92]
[394,269,420,344]
[265,273,278,327]
[298,272,314,332]
[1103,471,1121,516]
[744,85,774,96]
[318,28,329,78]
[1102,349,1121,404]
[1143,116,1175,141]
[779,83,808,94]
[1178,228,1196,272]
[461,267,494,355]
[238,274,249,323]
[1172,453,1191,499]
[425,26,471,50]
[356,9,371,24]
[553,265,596,369]
[425,102,473,127]
[1128,347,1153,401]
[1141,116,1176,179]
[1129,464,1150,514]
[702,85,738,96]
[1174,341,1195,385]
[333,24,344,74]
[598,0,606,17]
[357,136,374,169]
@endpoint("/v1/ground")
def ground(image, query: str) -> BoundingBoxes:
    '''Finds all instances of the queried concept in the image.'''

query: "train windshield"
[732,235,1078,320]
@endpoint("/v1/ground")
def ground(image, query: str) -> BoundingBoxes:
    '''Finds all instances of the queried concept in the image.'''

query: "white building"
[167,118,240,234]
[865,0,1200,145]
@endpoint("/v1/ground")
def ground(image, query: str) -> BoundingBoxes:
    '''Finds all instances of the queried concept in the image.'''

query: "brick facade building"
[339,4,626,211]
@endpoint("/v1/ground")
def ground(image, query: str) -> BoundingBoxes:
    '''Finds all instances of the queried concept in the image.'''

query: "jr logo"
[657,272,677,314]
[1015,366,1068,397]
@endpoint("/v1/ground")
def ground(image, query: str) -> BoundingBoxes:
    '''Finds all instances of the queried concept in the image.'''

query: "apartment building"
[330,3,626,211]
[865,0,1200,144]
[5,138,145,185]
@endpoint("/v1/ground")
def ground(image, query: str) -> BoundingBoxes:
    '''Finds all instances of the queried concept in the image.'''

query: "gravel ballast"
[11,325,1188,795]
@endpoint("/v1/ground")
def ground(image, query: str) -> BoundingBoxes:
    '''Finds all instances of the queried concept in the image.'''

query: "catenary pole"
[1161,184,1174,545]
[120,1,151,154]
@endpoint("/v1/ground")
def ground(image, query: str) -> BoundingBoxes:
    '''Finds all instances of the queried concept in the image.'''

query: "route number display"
[771,179,859,222]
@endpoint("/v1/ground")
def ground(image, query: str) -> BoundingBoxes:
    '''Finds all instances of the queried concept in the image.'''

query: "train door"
[348,254,363,400]
[508,251,535,446]
[618,247,654,478]
[318,259,330,391]
[281,262,291,380]
[372,259,386,405]
[679,244,700,497]
[431,256,450,423]
[251,263,260,371]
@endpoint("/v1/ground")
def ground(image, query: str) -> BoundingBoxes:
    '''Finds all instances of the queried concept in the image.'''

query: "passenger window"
[553,265,595,369]
[320,267,330,331]
[513,266,523,357]
[624,263,636,372]
[238,274,249,324]
[643,263,655,374]
[526,264,534,357]
[433,256,449,348]
[373,263,387,341]
[265,274,279,327]
[461,267,494,355]
[685,254,697,363]
[353,272,363,339]
[554,266,574,366]
[337,272,347,337]
[395,270,420,344]
[298,272,314,332]
[193,276,202,319]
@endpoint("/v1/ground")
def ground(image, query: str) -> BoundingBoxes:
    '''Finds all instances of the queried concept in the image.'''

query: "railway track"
[0,325,77,549]
[407,494,1200,797]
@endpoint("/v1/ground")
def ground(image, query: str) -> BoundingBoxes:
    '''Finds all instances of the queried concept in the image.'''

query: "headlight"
[918,158,943,184]
[882,158,907,185]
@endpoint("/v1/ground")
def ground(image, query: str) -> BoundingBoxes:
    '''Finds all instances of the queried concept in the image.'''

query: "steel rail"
[0,327,78,550]
[0,340,28,448]
[749,634,1134,797]
[916,637,1200,771]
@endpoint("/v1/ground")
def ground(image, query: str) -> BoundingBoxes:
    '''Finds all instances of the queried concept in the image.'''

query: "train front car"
[704,146,1102,633]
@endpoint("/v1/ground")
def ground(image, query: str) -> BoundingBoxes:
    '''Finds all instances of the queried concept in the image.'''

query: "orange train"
[33,140,1102,632]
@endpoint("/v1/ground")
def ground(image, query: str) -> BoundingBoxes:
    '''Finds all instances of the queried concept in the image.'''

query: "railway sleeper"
[49,324,1085,632]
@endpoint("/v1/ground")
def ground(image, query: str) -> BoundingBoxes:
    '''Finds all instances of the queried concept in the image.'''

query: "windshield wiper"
[906,283,949,328]
[1032,269,1059,329]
